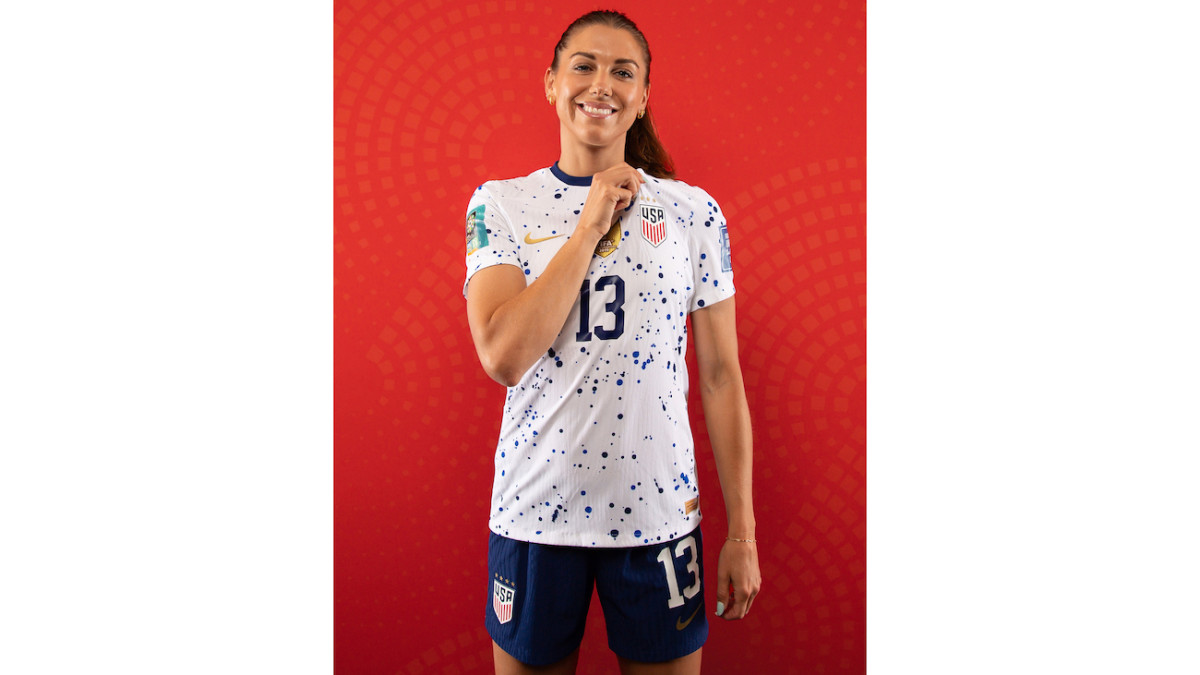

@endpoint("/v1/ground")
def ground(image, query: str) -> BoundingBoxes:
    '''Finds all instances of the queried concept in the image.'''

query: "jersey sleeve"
[463,183,522,298]
[687,188,736,312]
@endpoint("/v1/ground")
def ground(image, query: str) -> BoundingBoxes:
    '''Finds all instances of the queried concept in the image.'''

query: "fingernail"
[715,601,725,617]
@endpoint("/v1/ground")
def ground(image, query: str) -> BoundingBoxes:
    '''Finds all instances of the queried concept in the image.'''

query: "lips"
[577,101,617,118]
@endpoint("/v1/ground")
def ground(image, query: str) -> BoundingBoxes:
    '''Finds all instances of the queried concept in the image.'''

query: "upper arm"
[463,183,525,353]
[691,296,743,392]
[465,264,527,351]
[687,189,735,313]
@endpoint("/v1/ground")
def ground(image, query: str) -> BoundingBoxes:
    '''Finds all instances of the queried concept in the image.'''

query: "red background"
[335,1,865,672]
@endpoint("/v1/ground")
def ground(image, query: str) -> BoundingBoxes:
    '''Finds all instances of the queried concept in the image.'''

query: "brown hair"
[550,10,676,179]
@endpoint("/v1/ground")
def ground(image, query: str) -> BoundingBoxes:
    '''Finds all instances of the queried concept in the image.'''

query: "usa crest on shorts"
[640,202,667,247]
[493,578,515,624]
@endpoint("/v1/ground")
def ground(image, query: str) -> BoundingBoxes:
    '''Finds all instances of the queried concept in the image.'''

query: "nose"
[590,72,612,97]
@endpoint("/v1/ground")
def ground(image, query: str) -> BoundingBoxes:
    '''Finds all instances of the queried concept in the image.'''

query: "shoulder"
[472,167,556,201]
[639,172,725,222]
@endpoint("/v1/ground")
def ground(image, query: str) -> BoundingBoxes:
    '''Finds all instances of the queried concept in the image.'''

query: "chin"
[573,123,630,146]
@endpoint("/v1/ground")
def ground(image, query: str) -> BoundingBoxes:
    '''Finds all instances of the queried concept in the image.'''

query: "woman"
[464,11,760,675]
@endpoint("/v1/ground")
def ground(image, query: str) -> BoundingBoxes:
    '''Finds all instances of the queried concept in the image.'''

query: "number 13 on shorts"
[656,535,701,608]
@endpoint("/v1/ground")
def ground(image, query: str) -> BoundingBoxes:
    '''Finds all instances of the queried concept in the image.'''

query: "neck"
[556,131,627,177]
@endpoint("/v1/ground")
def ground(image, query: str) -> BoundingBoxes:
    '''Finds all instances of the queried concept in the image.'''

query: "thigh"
[486,531,595,668]
[594,526,708,664]
[617,649,702,675]
[494,642,581,675]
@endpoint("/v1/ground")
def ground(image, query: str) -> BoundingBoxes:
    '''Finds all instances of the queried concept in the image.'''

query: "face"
[545,24,650,153]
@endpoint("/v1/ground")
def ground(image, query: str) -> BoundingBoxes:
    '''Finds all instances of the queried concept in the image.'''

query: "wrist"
[726,515,756,540]
[568,224,605,248]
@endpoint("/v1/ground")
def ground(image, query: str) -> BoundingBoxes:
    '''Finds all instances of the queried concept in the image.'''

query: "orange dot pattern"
[336,1,865,673]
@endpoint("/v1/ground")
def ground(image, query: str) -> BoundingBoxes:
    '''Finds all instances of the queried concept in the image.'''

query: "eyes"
[572,63,636,80]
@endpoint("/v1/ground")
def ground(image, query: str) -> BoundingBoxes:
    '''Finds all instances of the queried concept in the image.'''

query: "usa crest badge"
[640,202,667,247]
[493,578,515,624]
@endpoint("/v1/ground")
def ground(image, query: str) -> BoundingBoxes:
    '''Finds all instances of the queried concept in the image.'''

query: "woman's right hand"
[576,163,645,239]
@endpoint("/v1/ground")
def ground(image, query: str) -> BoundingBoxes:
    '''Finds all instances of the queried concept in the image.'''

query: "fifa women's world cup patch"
[466,204,489,255]
[595,216,622,258]
[493,575,516,624]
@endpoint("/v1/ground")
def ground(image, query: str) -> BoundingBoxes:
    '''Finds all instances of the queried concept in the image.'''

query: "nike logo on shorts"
[675,603,701,631]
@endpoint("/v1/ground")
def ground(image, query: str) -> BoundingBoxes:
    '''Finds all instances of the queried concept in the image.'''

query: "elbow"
[698,359,728,396]
[699,360,743,397]
[479,351,526,388]
[470,319,533,387]
[491,369,523,389]
[700,375,728,397]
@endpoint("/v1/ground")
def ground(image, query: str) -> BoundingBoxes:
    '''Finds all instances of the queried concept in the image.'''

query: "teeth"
[582,104,614,116]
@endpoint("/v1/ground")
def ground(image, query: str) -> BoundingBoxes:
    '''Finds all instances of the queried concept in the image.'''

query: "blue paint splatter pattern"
[464,165,735,547]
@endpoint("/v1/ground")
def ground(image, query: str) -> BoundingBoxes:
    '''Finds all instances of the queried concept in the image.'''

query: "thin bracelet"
[726,536,757,543]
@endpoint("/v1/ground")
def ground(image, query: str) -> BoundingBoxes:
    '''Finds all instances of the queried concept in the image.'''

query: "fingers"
[714,563,731,618]
[741,573,762,619]
[605,174,642,211]
[715,541,762,621]
[724,585,748,620]
[619,167,646,193]
[613,186,637,212]
[600,163,645,196]
[721,577,761,621]
[737,576,762,619]
[578,164,645,234]
[613,169,644,211]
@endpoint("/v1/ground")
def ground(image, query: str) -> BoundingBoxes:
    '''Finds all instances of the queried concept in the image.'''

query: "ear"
[544,67,555,100]
[640,82,651,113]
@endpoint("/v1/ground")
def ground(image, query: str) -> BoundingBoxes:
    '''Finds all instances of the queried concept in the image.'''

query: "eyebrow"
[569,51,640,68]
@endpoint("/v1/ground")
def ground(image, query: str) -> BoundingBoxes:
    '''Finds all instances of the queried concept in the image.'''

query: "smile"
[577,102,617,118]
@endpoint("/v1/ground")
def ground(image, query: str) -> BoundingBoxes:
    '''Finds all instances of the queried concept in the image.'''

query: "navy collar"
[550,162,593,186]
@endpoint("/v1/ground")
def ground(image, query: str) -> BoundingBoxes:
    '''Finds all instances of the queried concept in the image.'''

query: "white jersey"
[464,163,734,547]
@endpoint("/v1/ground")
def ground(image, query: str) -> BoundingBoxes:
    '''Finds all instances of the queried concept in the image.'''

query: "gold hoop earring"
[548,93,556,105]
[637,109,646,119]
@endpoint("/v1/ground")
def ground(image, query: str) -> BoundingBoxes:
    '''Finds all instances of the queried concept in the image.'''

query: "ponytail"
[626,109,675,179]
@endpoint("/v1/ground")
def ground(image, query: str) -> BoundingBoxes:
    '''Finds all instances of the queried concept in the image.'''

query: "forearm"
[700,372,755,537]
[476,229,603,385]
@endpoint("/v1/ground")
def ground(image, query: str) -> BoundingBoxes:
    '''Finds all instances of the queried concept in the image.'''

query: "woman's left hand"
[715,538,761,620]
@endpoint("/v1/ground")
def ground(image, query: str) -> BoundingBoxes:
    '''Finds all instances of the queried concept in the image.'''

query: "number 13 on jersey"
[576,275,625,341]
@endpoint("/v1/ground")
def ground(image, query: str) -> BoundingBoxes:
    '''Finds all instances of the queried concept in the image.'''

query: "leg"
[616,648,702,675]
[486,533,593,672]
[493,641,580,675]
[595,527,709,668]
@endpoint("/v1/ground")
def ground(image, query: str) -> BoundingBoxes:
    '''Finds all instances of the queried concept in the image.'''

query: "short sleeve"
[688,189,735,312]
[463,184,522,298]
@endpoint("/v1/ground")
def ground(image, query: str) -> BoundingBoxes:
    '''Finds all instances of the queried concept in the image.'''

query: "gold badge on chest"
[594,216,622,258]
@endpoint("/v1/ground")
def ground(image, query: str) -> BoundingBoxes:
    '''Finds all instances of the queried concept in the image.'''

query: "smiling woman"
[462,11,761,675]
[547,27,648,168]
[546,12,674,180]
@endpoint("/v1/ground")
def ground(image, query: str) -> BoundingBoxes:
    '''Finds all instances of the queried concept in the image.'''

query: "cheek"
[558,99,575,121]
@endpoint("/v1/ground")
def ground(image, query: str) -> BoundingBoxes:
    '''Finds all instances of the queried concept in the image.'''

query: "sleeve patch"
[719,224,732,272]
[466,204,489,255]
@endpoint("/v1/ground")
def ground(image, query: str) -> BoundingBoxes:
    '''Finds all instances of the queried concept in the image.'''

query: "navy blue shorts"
[486,526,708,666]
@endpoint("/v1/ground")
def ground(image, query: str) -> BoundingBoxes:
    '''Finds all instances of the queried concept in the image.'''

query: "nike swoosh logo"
[524,232,567,245]
[675,603,702,631]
